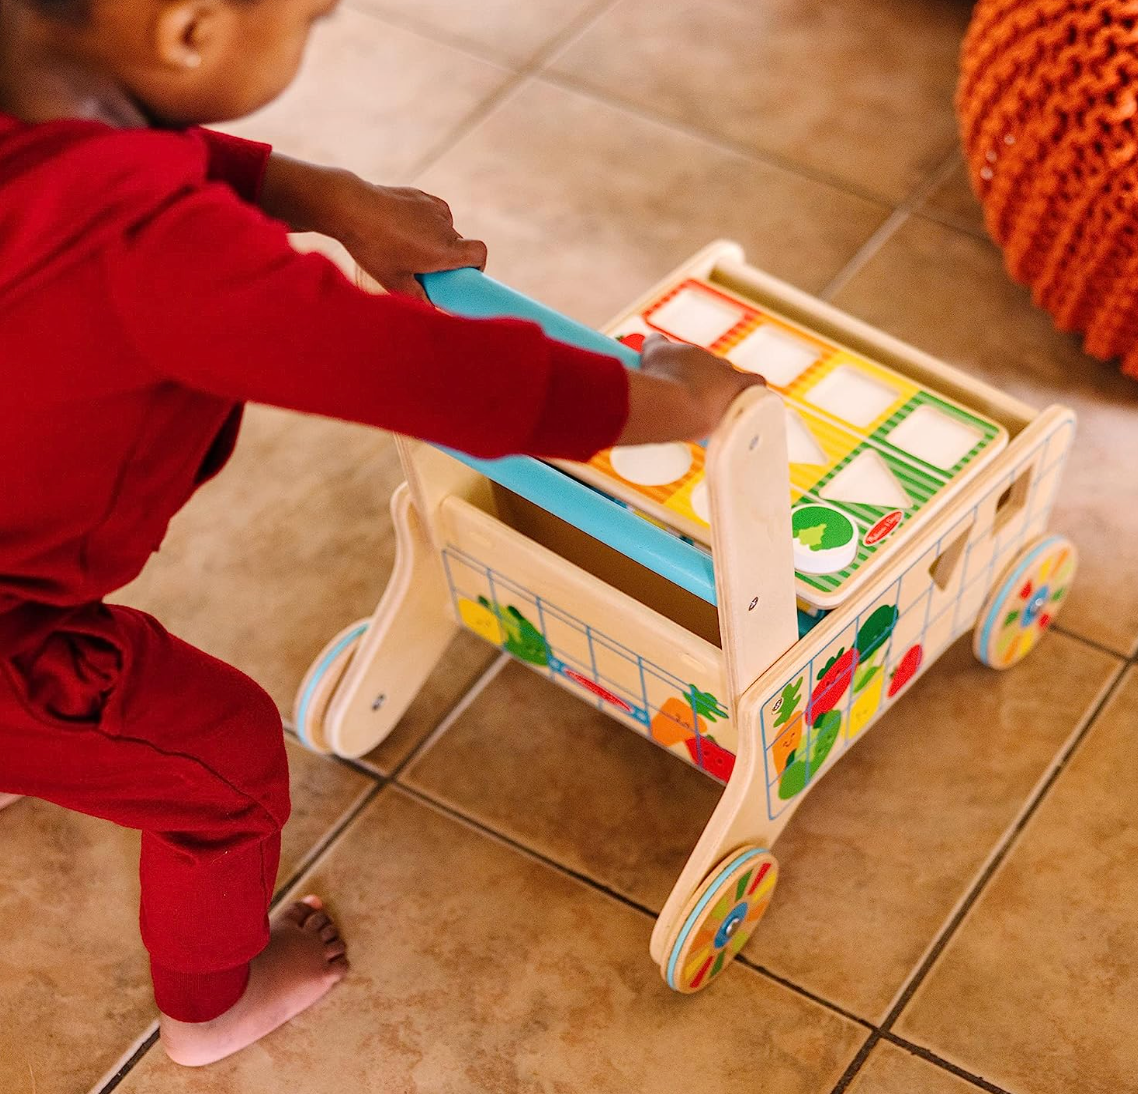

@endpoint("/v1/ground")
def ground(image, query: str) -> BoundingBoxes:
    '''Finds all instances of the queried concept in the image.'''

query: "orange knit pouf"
[959,0,1138,379]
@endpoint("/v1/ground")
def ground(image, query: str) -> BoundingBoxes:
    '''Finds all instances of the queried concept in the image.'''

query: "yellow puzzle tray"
[555,275,1009,609]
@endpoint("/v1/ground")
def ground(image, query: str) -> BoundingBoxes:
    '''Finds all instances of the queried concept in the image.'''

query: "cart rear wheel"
[293,620,369,753]
[662,847,778,994]
[975,535,1076,670]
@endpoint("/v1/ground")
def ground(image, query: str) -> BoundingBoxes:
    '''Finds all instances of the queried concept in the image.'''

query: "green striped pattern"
[797,393,1001,595]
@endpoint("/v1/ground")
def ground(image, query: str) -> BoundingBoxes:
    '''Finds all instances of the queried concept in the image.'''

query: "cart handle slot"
[420,267,718,605]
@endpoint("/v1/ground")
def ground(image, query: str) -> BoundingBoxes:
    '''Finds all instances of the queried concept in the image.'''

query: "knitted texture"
[959,0,1138,379]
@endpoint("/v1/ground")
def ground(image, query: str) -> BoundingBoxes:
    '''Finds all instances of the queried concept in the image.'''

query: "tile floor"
[6,0,1138,1091]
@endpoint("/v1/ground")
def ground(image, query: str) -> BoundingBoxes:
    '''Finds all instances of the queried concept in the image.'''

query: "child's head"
[9,0,339,126]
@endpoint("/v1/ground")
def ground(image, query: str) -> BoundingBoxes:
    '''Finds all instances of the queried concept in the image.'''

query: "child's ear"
[152,0,227,70]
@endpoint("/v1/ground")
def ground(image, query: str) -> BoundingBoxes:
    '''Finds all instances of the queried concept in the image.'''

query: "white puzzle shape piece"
[609,442,693,487]
[820,450,913,509]
[649,288,745,347]
[730,324,820,385]
[806,365,900,427]
[785,407,827,466]
[887,404,984,470]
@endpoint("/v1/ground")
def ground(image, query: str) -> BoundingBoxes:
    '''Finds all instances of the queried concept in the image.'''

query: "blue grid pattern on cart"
[441,544,740,782]
[758,419,1071,821]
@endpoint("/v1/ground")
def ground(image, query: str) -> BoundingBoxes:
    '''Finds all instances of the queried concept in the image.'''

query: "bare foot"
[0,794,21,811]
[159,896,349,1067]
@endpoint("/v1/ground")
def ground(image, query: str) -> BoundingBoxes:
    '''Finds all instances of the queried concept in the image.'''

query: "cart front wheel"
[662,847,778,994]
[293,620,369,753]
[975,535,1076,670]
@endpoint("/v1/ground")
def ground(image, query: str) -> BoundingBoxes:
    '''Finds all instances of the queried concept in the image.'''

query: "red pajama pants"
[0,601,290,1022]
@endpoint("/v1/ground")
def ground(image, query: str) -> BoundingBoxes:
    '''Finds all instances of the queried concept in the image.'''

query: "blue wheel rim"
[665,847,771,990]
[295,624,368,749]
[977,536,1064,667]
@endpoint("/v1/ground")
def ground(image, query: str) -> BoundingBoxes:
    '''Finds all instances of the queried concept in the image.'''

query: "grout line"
[539,69,899,209]
[1051,624,1133,663]
[820,151,963,302]
[735,958,875,1030]
[404,0,621,181]
[395,782,873,1029]
[341,0,524,69]
[828,1029,882,1094]
[390,652,510,779]
[269,782,387,911]
[880,1033,1019,1094]
[93,1029,159,1094]
[876,661,1130,1034]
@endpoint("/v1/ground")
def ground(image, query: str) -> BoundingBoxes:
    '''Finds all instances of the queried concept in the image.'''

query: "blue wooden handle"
[417,267,721,604]
[419,267,642,369]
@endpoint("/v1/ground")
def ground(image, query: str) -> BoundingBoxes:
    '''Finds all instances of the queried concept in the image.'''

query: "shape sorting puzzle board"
[572,277,1009,608]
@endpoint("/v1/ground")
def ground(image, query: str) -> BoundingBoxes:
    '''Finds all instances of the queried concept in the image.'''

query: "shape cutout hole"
[820,450,912,509]
[930,523,974,591]
[887,404,984,470]
[993,466,1032,535]
[785,408,827,466]
[648,288,744,347]
[730,325,820,385]
[805,365,901,426]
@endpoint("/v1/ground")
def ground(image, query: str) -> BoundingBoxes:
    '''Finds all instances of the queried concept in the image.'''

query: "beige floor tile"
[117,789,867,1093]
[220,8,510,182]
[552,0,971,202]
[402,660,722,909]
[831,217,1138,657]
[349,0,599,66]
[115,406,402,714]
[0,743,369,1094]
[416,78,889,327]
[847,1041,980,1094]
[918,156,987,239]
[895,668,1138,1094]
[404,635,1119,1020]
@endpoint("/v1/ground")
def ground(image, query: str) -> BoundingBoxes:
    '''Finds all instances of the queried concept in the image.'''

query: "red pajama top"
[0,117,629,616]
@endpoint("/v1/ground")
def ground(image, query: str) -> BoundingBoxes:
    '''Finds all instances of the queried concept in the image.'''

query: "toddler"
[0,0,758,1067]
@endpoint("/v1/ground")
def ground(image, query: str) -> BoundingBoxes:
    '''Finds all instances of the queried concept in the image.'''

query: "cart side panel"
[751,409,1076,821]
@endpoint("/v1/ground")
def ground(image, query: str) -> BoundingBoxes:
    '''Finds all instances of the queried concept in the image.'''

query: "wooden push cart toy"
[295,241,1077,993]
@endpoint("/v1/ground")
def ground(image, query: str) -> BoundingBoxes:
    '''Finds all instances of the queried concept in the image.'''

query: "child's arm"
[108,182,752,460]
[194,131,481,304]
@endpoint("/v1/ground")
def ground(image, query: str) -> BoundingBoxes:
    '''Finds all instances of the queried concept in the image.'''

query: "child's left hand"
[259,155,487,301]
[338,182,488,302]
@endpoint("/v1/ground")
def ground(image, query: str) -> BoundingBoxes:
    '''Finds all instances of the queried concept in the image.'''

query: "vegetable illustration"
[652,687,727,747]
[808,647,859,723]
[771,712,802,775]
[810,710,842,769]
[855,603,899,661]
[685,735,736,781]
[791,504,859,575]
[887,644,924,698]
[773,678,803,727]
[849,655,886,738]
[477,598,549,666]
[458,597,506,645]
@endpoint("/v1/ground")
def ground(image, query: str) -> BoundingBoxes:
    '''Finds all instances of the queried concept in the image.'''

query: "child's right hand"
[616,334,764,447]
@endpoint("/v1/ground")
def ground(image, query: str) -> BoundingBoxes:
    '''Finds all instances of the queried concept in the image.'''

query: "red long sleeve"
[194,129,272,204]
[104,185,629,461]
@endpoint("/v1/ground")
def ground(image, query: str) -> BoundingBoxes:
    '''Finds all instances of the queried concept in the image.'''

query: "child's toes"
[325,939,347,961]
[319,923,339,943]
[303,911,331,935]
[281,901,315,928]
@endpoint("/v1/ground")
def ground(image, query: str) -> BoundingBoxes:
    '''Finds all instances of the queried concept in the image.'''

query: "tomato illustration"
[887,644,924,698]
[808,648,859,723]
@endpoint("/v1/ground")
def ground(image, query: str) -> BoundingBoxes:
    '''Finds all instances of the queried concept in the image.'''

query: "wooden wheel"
[293,620,369,752]
[662,846,778,994]
[975,535,1076,669]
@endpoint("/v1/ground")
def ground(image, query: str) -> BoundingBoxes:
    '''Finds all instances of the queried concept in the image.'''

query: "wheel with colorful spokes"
[975,535,1076,670]
[662,847,778,994]
[293,620,369,753]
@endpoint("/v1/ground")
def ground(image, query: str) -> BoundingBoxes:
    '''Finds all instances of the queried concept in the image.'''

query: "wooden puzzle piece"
[819,449,913,510]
